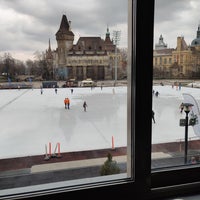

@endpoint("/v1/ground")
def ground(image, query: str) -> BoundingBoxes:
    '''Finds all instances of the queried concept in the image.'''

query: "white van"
[81,79,96,87]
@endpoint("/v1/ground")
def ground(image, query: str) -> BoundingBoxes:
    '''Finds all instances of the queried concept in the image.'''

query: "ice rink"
[0,86,127,159]
[1,84,200,159]
[152,84,200,144]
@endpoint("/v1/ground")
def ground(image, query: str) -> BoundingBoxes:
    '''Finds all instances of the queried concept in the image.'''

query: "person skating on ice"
[152,110,156,123]
[83,101,87,112]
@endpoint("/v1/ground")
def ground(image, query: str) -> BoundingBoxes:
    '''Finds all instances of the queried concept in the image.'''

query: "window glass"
[152,0,200,169]
[0,0,131,197]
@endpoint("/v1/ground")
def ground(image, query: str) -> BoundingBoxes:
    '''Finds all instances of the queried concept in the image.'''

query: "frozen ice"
[1,84,200,159]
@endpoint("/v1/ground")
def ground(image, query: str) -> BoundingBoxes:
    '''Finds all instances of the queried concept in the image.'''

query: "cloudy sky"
[0,0,128,61]
[0,0,200,62]
[154,0,200,49]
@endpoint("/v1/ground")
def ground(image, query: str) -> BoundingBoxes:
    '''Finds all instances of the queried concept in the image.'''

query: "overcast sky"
[0,0,128,61]
[0,0,200,62]
[154,0,200,49]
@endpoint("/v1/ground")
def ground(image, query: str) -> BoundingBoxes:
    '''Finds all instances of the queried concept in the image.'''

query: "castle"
[46,14,123,81]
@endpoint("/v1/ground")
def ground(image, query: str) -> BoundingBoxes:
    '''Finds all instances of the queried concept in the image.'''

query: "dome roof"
[191,24,200,46]
[191,38,200,46]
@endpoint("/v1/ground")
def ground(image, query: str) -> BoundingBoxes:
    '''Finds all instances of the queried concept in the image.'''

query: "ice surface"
[1,84,199,159]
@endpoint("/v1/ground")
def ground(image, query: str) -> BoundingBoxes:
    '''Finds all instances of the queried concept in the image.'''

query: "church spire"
[56,14,74,40]
[48,38,51,51]
[197,24,200,39]
[105,26,112,43]
[46,38,53,59]
[104,26,115,51]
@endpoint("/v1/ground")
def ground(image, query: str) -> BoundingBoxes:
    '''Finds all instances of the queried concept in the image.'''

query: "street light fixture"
[112,30,121,86]
[182,102,194,164]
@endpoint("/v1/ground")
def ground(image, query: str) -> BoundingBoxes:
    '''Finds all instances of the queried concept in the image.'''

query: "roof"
[56,14,74,37]
[154,48,174,55]
[75,37,104,51]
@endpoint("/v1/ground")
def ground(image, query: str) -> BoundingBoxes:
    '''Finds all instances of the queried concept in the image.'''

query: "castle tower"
[104,27,115,51]
[56,14,74,66]
[155,35,167,50]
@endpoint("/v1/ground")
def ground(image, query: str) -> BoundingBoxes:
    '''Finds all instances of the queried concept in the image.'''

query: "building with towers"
[46,14,124,81]
[153,24,200,79]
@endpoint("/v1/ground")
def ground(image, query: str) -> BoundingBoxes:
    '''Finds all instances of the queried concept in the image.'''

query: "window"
[152,0,200,199]
[0,0,135,199]
[2,0,200,199]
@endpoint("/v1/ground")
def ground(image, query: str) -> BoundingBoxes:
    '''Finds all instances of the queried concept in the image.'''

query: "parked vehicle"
[81,79,96,87]
[62,79,78,87]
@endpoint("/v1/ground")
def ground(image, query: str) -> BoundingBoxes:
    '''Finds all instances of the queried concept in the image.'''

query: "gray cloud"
[154,0,200,48]
[2,0,199,61]
[0,0,128,60]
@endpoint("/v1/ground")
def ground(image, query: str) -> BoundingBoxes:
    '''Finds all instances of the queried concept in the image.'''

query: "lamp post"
[182,103,194,164]
[112,30,121,86]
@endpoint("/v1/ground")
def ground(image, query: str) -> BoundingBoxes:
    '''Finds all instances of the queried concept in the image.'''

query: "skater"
[71,88,73,94]
[64,98,70,109]
[40,87,43,95]
[64,98,70,110]
[100,83,103,90]
[179,102,184,113]
[152,110,155,123]
[64,98,67,109]
[55,88,57,94]
[155,91,159,97]
[83,101,87,112]
[179,82,182,90]
[65,98,70,109]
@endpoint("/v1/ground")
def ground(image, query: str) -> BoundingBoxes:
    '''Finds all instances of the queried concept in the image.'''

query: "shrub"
[100,153,120,176]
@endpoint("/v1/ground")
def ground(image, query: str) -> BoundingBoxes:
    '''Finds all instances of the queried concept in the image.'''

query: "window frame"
[1,0,153,199]
[3,0,200,199]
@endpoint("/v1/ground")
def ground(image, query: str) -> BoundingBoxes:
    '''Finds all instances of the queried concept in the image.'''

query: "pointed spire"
[107,25,109,34]
[59,14,70,30]
[197,24,200,38]
[48,38,51,51]
[46,39,53,59]
[105,26,111,43]
[104,26,115,51]
[56,14,74,38]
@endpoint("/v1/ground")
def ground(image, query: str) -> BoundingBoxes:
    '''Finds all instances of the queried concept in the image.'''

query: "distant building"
[46,14,125,81]
[155,34,168,50]
[153,25,200,79]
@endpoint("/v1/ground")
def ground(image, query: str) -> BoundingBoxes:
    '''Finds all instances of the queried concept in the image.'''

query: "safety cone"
[52,143,58,158]
[48,142,52,157]
[112,136,115,149]
[44,144,50,160]
[57,142,62,158]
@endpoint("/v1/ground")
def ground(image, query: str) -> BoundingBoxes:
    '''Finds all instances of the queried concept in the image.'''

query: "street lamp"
[182,102,194,164]
[112,30,121,86]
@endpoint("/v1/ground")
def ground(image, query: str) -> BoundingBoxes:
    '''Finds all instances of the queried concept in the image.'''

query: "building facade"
[46,15,124,81]
[153,25,200,79]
